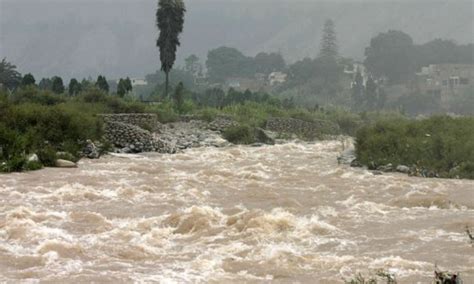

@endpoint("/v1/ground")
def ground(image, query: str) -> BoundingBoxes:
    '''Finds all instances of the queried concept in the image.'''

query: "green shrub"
[25,161,43,171]
[195,107,220,122]
[11,86,65,105]
[223,125,256,145]
[37,146,58,167]
[355,116,474,179]
[147,101,180,123]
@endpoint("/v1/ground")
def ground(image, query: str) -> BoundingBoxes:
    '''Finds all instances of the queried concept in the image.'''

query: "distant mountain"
[1,0,472,80]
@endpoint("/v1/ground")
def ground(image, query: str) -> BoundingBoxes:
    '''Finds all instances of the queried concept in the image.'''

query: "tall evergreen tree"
[96,75,109,93]
[156,0,186,98]
[124,77,133,93]
[68,78,82,96]
[117,79,127,98]
[21,73,36,87]
[319,19,338,59]
[51,76,65,94]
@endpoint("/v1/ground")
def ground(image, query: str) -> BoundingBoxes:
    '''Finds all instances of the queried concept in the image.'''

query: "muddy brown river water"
[0,141,473,283]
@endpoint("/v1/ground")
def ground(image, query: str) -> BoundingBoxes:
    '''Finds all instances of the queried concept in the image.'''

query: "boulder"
[83,140,100,159]
[27,154,39,162]
[350,160,362,168]
[254,128,275,145]
[55,159,77,168]
[396,165,410,174]
[337,148,356,165]
[377,163,393,172]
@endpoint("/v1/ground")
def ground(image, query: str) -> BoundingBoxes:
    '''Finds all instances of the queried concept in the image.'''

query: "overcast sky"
[1,0,472,79]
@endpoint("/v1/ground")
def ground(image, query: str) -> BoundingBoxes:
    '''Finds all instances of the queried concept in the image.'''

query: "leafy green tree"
[185,54,201,76]
[21,73,36,87]
[51,76,65,94]
[364,30,416,84]
[125,78,133,93]
[0,58,21,91]
[319,19,338,59]
[38,78,52,90]
[415,39,474,69]
[68,78,82,96]
[197,88,225,108]
[156,0,186,98]
[206,46,254,82]
[254,52,286,74]
[173,82,185,112]
[81,78,93,90]
[117,79,126,98]
[95,75,109,93]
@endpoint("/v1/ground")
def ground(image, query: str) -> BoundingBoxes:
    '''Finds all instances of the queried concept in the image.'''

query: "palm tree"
[0,58,21,91]
[156,0,186,98]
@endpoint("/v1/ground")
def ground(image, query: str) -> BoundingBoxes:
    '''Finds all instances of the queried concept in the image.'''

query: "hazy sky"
[1,0,472,79]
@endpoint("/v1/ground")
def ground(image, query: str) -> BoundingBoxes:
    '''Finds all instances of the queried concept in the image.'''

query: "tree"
[68,78,82,96]
[21,73,36,87]
[206,46,254,82]
[254,52,286,74]
[156,0,186,98]
[319,19,338,59]
[352,70,365,110]
[124,77,133,93]
[39,78,52,90]
[365,76,377,110]
[117,77,133,98]
[185,54,201,76]
[96,75,109,93]
[173,82,185,112]
[51,76,65,94]
[364,30,416,84]
[0,58,21,91]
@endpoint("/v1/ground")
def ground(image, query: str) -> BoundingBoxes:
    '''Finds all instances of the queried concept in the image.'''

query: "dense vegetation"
[356,116,474,179]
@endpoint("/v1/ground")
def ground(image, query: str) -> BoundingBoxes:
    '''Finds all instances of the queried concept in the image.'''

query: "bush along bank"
[354,115,474,180]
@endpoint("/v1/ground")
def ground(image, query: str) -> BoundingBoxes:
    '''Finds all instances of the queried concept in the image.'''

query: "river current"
[1,141,473,283]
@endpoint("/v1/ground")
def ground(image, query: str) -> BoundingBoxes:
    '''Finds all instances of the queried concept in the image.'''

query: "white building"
[131,78,148,87]
[268,72,287,86]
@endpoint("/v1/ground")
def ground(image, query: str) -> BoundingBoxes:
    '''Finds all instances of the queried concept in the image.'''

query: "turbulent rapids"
[1,141,473,283]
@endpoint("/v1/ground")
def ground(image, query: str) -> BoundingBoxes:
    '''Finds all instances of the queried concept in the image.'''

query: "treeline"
[365,31,474,84]
[0,60,134,98]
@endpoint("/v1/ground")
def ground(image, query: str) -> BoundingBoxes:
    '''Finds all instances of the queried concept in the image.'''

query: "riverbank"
[354,115,474,180]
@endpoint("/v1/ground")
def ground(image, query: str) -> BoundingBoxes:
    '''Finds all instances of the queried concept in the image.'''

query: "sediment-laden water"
[1,141,473,283]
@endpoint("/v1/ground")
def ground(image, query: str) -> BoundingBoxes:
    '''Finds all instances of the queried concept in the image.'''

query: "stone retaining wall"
[266,117,340,138]
[98,114,161,132]
[104,121,165,153]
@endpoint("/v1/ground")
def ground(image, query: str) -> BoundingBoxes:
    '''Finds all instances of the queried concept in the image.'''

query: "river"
[1,141,473,283]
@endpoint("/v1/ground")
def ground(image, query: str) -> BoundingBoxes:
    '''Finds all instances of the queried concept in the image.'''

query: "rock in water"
[254,128,276,145]
[83,140,100,159]
[396,165,410,174]
[337,148,356,165]
[55,159,77,168]
[377,163,393,172]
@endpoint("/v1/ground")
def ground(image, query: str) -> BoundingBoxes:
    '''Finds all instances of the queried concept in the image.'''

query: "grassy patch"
[355,116,474,179]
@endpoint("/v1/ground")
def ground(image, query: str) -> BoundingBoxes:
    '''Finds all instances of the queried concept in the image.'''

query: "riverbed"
[1,141,473,282]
